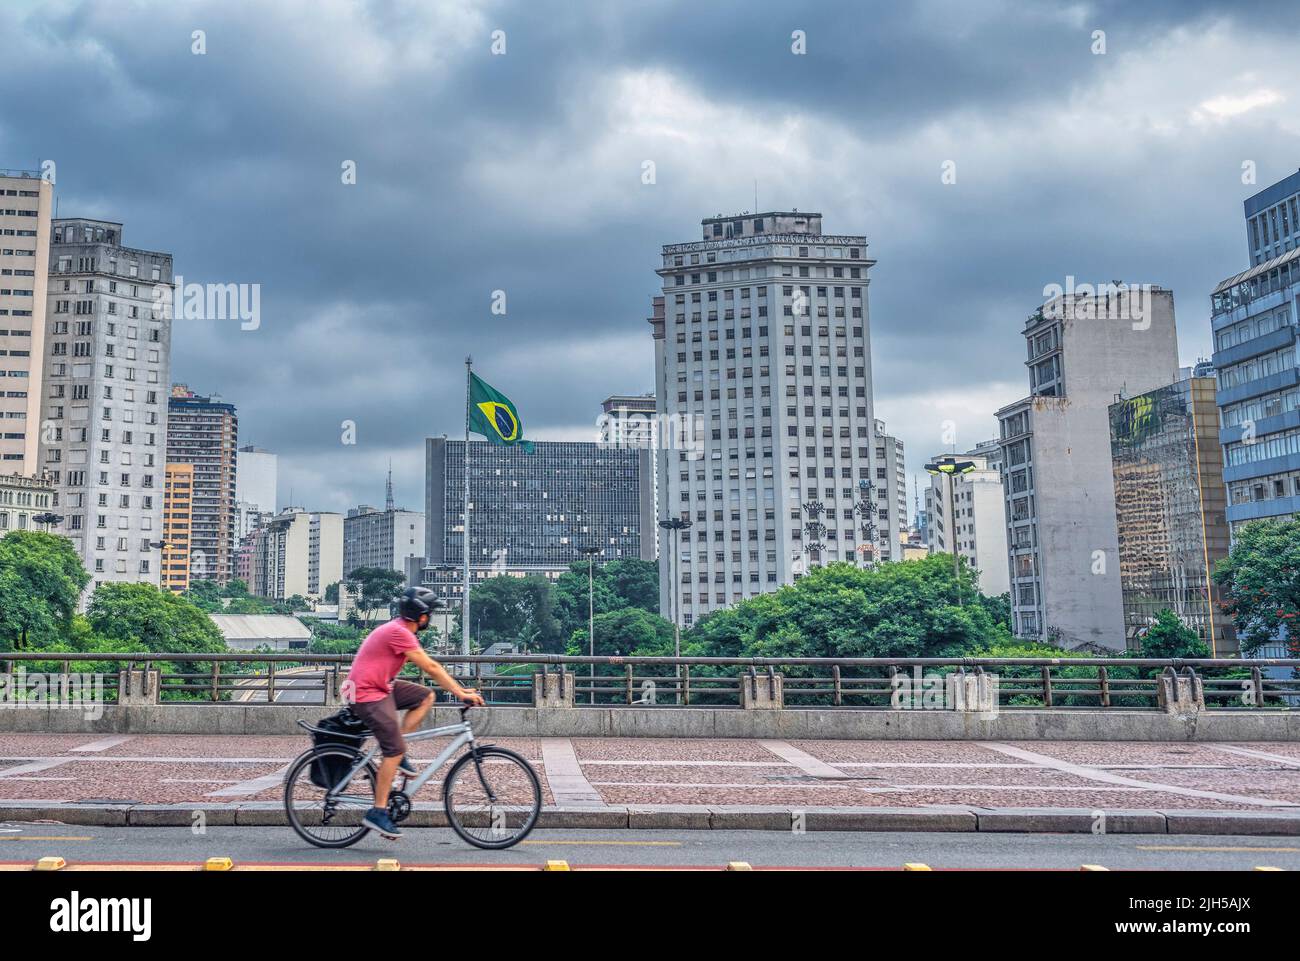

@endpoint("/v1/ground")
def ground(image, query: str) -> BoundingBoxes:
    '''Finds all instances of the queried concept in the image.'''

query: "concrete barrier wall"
[2,704,1298,740]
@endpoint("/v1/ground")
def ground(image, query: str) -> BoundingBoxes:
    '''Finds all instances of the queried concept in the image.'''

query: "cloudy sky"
[3,0,1298,515]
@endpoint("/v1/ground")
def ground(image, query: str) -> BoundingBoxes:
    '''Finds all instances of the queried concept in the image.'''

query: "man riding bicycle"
[345,586,484,839]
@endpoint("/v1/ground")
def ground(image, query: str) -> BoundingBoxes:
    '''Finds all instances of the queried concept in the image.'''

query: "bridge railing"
[2,653,1298,710]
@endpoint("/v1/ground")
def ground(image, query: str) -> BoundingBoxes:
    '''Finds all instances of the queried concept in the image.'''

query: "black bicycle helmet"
[397,586,442,621]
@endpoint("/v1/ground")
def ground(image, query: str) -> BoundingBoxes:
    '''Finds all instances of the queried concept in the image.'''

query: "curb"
[4,802,1300,836]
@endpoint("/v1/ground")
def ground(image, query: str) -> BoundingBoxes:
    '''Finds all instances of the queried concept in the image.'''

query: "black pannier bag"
[309,708,370,790]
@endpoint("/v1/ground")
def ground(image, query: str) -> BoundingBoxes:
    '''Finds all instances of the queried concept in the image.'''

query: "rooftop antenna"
[385,461,395,512]
[754,179,758,214]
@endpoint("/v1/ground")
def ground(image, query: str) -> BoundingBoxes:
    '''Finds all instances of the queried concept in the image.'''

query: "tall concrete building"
[420,438,654,609]
[600,392,660,559]
[251,507,343,601]
[996,286,1179,649]
[235,444,276,540]
[1212,170,1300,536]
[161,462,193,593]
[166,385,237,584]
[651,211,877,628]
[0,171,52,476]
[926,440,1010,598]
[1109,372,1234,654]
[39,217,173,589]
[343,472,425,581]
[874,419,907,561]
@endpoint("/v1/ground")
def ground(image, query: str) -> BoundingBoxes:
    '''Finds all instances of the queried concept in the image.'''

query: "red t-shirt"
[345,619,419,703]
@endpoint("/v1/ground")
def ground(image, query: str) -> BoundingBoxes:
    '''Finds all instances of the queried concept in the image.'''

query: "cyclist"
[345,585,484,839]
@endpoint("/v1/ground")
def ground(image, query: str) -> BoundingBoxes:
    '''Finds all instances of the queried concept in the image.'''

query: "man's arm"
[404,646,485,705]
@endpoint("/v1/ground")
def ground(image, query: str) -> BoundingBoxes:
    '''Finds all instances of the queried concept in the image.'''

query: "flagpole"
[463,356,472,659]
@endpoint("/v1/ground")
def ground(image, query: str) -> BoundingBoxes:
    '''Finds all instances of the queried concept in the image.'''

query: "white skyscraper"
[40,217,173,590]
[235,444,277,540]
[651,210,878,629]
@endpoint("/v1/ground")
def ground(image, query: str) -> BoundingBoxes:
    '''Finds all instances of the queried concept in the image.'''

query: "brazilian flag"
[468,372,534,452]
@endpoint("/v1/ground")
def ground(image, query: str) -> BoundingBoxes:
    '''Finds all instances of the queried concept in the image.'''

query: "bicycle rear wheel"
[284,746,378,848]
[443,746,542,849]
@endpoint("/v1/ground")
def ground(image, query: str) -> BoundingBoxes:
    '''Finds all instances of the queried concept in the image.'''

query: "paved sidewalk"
[1,734,1298,833]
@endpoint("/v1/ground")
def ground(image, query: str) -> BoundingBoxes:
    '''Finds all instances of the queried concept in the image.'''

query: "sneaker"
[362,807,402,839]
[397,755,418,776]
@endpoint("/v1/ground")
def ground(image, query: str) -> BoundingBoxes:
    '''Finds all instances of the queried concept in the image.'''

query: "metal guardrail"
[2,653,1298,710]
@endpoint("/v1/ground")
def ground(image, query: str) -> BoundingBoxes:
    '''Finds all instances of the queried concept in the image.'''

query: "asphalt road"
[1,824,1297,869]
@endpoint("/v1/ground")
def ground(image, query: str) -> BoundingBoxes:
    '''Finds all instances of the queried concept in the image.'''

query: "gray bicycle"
[284,705,541,850]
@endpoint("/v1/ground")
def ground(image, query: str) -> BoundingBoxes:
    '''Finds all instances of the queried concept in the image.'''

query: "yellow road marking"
[1136,845,1300,853]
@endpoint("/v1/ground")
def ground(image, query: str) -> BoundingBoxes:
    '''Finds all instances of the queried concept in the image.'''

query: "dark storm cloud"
[2,0,1298,509]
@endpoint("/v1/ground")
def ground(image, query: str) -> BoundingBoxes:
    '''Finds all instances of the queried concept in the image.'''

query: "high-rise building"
[166,385,237,584]
[1244,168,1300,267]
[39,217,173,589]
[235,444,276,541]
[1212,170,1300,537]
[251,507,342,601]
[875,419,908,561]
[420,438,654,609]
[343,472,425,581]
[161,462,193,593]
[1109,372,1235,654]
[0,171,52,476]
[925,440,1010,598]
[996,286,1179,649]
[650,210,877,628]
[600,392,659,558]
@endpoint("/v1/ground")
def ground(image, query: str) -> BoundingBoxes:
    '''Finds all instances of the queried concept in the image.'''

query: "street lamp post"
[579,545,602,705]
[32,512,64,531]
[924,458,977,606]
[658,516,692,704]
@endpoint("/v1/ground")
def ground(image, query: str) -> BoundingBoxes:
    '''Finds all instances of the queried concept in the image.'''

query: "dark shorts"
[351,680,432,757]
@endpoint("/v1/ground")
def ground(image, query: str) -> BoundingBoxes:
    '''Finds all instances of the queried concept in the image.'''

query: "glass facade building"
[1109,376,1235,654]
[1213,170,1300,535]
[421,438,654,606]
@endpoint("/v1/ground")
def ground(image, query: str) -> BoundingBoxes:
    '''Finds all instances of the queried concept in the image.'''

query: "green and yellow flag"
[468,372,534,452]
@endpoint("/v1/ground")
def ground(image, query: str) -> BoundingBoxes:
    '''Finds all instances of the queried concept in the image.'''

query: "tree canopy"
[0,530,90,651]
[1213,517,1300,656]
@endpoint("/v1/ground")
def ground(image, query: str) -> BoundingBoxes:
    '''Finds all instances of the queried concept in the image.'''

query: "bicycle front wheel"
[284,746,378,849]
[443,746,542,849]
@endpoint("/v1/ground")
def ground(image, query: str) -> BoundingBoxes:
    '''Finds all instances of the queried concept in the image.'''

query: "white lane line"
[70,735,135,753]
[983,743,1300,809]
[539,738,606,808]
[759,740,850,779]
[0,758,75,778]
[204,766,288,798]
[1206,745,1300,768]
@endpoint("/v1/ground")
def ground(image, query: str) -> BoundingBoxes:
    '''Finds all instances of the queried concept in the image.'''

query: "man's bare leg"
[401,692,434,733]
[374,754,401,809]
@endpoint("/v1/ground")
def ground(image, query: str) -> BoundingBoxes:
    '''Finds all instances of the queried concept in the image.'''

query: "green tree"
[1213,517,1300,656]
[221,579,251,598]
[0,530,90,651]
[343,568,405,626]
[182,579,223,612]
[553,557,660,642]
[460,575,562,652]
[689,555,1007,660]
[1137,609,1211,659]
[324,581,340,604]
[87,582,226,653]
[569,607,676,658]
